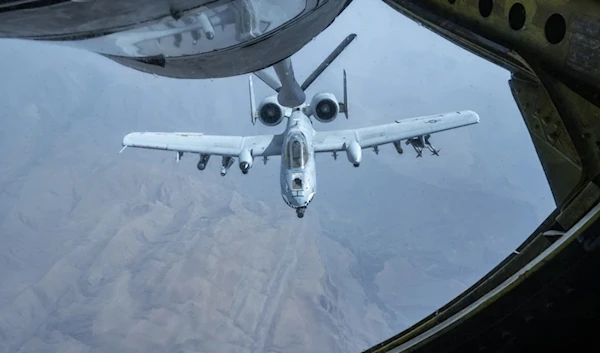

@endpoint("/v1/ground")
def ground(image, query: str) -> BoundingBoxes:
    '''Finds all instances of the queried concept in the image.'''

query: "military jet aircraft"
[119,35,480,218]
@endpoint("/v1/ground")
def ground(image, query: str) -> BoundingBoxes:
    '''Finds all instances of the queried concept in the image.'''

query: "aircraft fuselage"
[279,109,317,218]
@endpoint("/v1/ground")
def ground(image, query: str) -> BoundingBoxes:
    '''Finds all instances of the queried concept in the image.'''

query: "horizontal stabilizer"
[339,69,348,119]
[248,75,257,125]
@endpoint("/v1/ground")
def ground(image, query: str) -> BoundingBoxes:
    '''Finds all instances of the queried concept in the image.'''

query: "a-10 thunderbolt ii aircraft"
[120,34,480,218]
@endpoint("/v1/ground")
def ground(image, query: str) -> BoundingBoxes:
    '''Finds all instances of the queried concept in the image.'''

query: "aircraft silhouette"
[120,34,480,218]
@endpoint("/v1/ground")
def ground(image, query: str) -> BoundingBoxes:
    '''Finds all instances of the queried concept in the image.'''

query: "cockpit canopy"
[285,133,309,169]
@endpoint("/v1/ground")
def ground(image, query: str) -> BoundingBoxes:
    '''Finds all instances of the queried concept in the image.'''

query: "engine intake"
[310,92,339,123]
[257,95,285,126]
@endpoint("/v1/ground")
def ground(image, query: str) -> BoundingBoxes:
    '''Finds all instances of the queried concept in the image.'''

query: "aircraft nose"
[290,196,308,207]
[290,191,315,208]
[282,192,306,208]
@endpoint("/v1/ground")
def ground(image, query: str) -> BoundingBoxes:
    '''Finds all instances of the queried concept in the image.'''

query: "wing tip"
[458,110,480,124]
[122,132,138,146]
[469,110,481,124]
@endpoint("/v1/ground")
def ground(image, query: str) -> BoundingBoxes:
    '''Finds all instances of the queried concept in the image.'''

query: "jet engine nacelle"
[257,95,286,126]
[310,92,339,123]
[238,149,253,174]
[346,140,362,167]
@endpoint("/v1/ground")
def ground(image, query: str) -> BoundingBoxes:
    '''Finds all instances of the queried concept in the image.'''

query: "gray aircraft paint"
[121,74,479,218]
[279,110,317,215]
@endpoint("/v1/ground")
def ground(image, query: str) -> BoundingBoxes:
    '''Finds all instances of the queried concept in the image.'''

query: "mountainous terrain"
[0,2,554,352]
[0,51,338,353]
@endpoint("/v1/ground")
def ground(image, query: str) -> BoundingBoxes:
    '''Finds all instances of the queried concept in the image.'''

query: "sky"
[0,0,557,352]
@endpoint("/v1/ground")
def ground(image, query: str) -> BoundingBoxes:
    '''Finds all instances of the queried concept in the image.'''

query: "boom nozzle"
[273,58,306,107]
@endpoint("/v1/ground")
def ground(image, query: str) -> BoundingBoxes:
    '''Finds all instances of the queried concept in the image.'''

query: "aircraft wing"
[121,132,283,157]
[312,110,479,152]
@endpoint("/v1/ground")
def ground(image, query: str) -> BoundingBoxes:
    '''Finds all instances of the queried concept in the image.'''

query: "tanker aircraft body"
[120,35,480,218]
[0,0,353,80]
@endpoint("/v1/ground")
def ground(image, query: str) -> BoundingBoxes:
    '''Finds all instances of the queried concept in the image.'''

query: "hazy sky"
[0,1,557,352]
